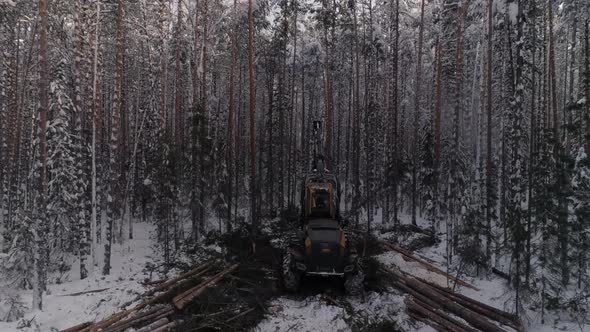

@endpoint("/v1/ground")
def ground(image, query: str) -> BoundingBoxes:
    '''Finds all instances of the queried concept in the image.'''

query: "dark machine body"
[281,122,363,294]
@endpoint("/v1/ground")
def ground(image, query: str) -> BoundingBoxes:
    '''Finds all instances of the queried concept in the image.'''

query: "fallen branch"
[492,267,511,281]
[321,294,342,307]
[226,308,256,323]
[60,288,110,297]
[142,278,167,286]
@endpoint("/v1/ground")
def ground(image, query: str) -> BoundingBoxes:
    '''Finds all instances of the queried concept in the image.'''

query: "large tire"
[282,251,301,292]
[344,268,364,296]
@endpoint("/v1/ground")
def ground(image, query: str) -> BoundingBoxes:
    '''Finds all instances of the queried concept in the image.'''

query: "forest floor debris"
[5,215,579,331]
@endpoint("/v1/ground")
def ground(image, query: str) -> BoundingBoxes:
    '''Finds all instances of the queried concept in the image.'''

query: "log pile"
[380,241,479,291]
[61,263,238,332]
[382,263,524,332]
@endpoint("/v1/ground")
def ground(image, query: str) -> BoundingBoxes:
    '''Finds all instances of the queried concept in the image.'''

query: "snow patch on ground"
[255,295,349,332]
[0,222,158,332]
[349,291,403,321]
[255,292,437,332]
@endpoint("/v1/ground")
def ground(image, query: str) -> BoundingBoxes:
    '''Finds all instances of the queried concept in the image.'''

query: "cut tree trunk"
[405,277,506,332]
[406,297,476,332]
[135,318,169,332]
[173,264,239,309]
[418,278,522,330]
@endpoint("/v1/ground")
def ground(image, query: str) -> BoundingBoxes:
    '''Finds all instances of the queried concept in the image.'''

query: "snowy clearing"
[0,223,158,332]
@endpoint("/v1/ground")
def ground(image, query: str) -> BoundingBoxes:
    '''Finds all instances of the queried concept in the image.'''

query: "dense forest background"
[1,0,590,323]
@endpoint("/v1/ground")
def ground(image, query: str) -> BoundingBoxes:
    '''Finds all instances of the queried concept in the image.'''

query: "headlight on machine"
[305,237,311,256]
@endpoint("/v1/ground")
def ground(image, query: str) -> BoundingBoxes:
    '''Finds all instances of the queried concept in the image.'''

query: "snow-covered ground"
[255,292,437,332]
[0,222,158,332]
[256,295,350,332]
[255,210,585,332]
[1,211,585,331]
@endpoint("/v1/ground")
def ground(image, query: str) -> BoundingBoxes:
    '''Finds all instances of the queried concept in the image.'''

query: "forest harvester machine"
[281,121,364,295]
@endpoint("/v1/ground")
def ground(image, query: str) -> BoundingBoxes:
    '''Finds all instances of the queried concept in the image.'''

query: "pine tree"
[33,0,50,310]
[104,0,125,276]
[47,59,78,262]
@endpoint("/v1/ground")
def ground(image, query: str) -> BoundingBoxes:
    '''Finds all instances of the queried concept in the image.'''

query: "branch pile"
[61,263,239,332]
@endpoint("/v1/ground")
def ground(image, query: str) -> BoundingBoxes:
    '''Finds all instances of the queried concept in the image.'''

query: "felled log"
[407,310,446,332]
[101,306,174,332]
[150,320,181,332]
[60,321,91,332]
[173,264,239,310]
[393,280,444,311]
[418,278,522,331]
[135,318,169,332]
[85,310,132,332]
[405,277,506,332]
[381,241,479,291]
[132,267,212,312]
[120,263,213,310]
[405,297,475,332]
[149,262,212,295]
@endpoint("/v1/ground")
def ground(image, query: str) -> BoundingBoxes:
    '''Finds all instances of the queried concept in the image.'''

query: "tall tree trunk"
[90,0,101,271]
[392,0,399,228]
[547,0,569,286]
[433,38,442,232]
[411,0,425,226]
[198,0,209,240]
[104,0,125,276]
[227,0,237,231]
[351,0,361,226]
[34,0,49,310]
[566,15,577,147]
[526,2,537,286]
[74,0,88,280]
[585,19,590,155]
[485,0,494,266]
[248,0,258,231]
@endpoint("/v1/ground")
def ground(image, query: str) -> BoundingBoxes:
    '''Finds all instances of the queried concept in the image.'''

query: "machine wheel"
[282,251,301,292]
[344,267,364,296]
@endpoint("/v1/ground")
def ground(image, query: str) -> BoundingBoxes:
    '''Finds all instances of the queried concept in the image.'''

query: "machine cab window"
[307,183,334,219]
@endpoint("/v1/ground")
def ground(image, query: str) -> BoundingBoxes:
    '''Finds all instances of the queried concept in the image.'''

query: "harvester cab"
[282,121,363,294]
